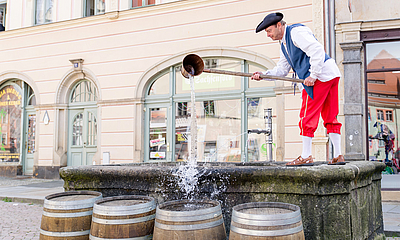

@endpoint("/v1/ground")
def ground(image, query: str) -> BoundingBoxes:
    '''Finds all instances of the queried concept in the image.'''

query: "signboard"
[182,70,235,91]
[150,152,165,159]
[150,138,165,147]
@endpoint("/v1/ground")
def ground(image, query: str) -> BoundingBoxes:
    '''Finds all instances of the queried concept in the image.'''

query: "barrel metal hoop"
[232,202,300,221]
[230,224,303,237]
[44,195,102,210]
[156,211,221,222]
[232,213,302,226]
[95,200,155,212]
[42,210,93,218]
[40,229,90,237]
[155,218,224,231]
[94,204,156,216]
[156,205,221,219]
[89,234,153,240]
[92,214,155,225]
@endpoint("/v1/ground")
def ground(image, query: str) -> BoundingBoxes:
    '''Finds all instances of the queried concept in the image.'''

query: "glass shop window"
[174,99,242,162]
[0,3,6,31]
[148,72,170,96]
[146,56,272,162]
[0,84,22,163]
[35,0,53,25]
[366,39,400,161]
[149,108,167,160]
[85,0,105,17]
[175,58,242,94]
[132,0,155,8]
[248,62,275,88]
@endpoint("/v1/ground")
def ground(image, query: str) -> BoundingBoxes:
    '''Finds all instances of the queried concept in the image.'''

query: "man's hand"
[251,72,263,81]
[304,76,316,86]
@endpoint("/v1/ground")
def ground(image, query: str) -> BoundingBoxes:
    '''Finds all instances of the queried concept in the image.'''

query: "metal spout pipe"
[181,54,304,83]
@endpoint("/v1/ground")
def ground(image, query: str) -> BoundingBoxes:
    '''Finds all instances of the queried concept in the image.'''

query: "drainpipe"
[324,0,336,59]
[325,0,336,159]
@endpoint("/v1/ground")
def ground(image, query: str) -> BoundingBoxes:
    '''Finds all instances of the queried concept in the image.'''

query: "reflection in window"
[175,59,242,94]
[27,115,36,154]
[0,85,22,163]
[71,80,97,103]
[132,0,155,8]
[177,102,188,117]
[72,113,83,146]
[175,99,242,162]
[247,97,275,162]
[367,40,400,161]
[386,110,393,122]
[203,101,215,116]
[0,4,6,31]
[377,110,384,121]
[248,63,274,88]
[147,57,274,162]
[87,112,97,146]
[149,108,167,160]
[85,0,105,17]
[36,0,53,25]
[148,72,169,95]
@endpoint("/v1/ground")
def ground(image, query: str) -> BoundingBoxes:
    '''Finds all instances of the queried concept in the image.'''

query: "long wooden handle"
[202,68,304,83]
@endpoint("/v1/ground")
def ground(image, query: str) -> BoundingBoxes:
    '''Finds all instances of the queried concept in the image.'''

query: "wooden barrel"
[89,195,156,240]
[40,191,102,240]
[229,202,305,240]
[153,199,226,240]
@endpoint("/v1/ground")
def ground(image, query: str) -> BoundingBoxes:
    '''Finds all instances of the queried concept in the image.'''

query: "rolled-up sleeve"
[264,49,291,78]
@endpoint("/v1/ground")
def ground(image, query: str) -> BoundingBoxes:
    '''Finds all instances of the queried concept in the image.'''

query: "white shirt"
[265,25,341,82]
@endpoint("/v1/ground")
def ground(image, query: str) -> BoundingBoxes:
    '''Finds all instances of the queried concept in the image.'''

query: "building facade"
[335,0,400,165]
[0,0,338,178]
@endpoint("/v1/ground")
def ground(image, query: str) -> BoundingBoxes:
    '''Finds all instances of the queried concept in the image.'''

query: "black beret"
[255,12,284,33]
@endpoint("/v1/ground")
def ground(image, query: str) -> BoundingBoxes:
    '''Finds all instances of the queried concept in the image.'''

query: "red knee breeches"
[299,77,342,137]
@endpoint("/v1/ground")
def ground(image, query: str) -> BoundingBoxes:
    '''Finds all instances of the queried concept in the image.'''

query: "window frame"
[131,0,155,9]
[144,57,275,162]
[363,28,400,160]
[35,0,53,25]
[84,0,105,17]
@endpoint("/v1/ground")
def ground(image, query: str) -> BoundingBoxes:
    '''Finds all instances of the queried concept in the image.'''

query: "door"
[68,108,97,166]
[146,105,172,161]
[23,109,36,174]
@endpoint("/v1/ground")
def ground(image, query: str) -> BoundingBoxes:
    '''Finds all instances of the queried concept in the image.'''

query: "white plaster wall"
[0,0,316,165]
[336,0,400,23]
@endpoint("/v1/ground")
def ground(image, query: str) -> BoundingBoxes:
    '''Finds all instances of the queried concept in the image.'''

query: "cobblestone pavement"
[0,200,42,240]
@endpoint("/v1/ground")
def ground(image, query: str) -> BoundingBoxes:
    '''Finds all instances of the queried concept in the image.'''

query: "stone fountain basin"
[60,161,385,240]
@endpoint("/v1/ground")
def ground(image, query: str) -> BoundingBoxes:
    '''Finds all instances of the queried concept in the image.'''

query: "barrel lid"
[44,191,102,209]
[232,202,301,221]
[156,199,222,221]
[93,195,156,216]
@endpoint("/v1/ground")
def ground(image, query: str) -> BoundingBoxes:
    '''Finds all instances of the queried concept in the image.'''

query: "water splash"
[173,74,199,200]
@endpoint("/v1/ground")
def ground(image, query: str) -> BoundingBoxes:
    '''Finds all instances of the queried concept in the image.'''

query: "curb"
[0,196,44,205]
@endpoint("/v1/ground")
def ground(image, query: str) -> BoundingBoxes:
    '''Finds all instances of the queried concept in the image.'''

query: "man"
[252,12,344,166]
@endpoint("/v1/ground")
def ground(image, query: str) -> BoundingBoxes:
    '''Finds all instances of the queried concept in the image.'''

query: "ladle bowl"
[181,54,204,79]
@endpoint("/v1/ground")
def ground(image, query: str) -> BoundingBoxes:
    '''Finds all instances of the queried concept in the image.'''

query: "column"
[340,42,365,160]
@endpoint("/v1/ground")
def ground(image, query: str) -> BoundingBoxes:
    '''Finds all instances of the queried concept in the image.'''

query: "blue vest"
[280,24,330,99]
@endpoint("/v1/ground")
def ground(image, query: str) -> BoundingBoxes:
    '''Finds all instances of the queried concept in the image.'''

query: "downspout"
[325,0,336,159]
[324,0,336,59]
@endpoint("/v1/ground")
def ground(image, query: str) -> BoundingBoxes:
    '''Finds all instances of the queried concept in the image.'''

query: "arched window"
[144,57,276,162]
[70,80,97,103]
